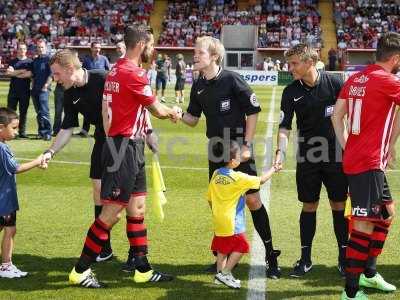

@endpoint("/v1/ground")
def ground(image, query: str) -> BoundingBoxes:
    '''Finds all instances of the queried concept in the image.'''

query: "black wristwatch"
[43,149,55,158]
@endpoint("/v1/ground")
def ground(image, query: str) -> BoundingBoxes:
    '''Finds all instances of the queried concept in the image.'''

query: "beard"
[141,46,152,63]
[391,64,400,74]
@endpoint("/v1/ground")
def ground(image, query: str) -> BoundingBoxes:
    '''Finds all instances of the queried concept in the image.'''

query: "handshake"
[38,149,54,169]
[169,105,183,123]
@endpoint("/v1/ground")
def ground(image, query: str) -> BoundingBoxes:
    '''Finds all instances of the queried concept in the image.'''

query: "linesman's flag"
[152,154,167,221]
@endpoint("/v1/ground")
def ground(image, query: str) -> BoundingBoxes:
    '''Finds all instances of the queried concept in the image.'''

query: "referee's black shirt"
[61,69,107,140]
[188,69,261,139]
[279,71,343,159]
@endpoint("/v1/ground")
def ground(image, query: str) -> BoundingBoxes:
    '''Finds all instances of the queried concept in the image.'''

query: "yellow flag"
[152,154,167,221]
[344,198,352,219]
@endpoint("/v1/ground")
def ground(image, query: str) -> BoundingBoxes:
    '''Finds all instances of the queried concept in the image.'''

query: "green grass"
[0,81,398,299]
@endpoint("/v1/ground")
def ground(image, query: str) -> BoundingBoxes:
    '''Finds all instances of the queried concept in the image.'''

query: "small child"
[0,107,46,278]
[207,140,280,289]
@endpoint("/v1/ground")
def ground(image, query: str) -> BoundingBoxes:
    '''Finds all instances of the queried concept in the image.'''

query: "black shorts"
[208,158,259,195]
[101,137,147,206]
[296,161,348,203]
[0,211,16,227]
[156,76,167,90]
[90,138,104,179]
[347,170,392,221]
[175,78,185,91]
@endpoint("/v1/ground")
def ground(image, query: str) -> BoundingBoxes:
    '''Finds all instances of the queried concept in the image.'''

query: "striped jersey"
[103,58,155,138]
[339,64,400,174]
[207,167,260,236]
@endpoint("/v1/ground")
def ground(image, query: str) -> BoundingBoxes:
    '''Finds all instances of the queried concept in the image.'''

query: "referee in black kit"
[273,44,348,277]
[181,36,281,279]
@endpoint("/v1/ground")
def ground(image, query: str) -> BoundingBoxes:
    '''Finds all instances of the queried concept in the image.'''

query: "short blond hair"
[50,49,82,69]
[284,44,319,64]
[196,36,225,65]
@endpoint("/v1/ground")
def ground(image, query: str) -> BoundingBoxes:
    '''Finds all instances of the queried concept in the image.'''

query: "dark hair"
[376,32,400,62]
[90,41,101,48]
[212,140,240,164]
[0,107,18,126]
[124,26,153,50]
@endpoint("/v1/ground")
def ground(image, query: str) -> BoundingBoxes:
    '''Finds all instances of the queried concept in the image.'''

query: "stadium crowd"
[157,0,322,49]
[334,0,400,49]
[257,0,322,48]
[0,0,153,65]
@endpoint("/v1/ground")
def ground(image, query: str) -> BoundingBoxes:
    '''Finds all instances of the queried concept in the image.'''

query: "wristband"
[43,149,55,158]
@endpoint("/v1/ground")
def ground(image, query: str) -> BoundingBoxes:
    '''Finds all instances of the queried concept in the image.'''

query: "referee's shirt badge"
[325,105,334,117]
[220,99,231,112]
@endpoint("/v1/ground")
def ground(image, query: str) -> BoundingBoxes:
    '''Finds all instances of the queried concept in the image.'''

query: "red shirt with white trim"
[339,64,400,174]
[103,58,156,138]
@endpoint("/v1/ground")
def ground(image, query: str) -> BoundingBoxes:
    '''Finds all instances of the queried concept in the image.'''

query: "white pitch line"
[247,87,276,300]
[15,157,400,173]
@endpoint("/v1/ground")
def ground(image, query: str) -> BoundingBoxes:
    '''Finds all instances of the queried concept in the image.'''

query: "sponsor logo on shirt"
[352,206,368,217]
[293,96,304,102]
[215,176,232,185]
[353,75,369,84]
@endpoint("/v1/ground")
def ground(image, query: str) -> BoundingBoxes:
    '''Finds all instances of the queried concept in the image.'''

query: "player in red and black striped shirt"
[332,32,400,299]
[68,26,181,288]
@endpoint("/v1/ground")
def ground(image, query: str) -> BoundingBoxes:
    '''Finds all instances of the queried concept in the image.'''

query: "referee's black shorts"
[90,138,104,180]
[347,170,393,221]
[100,137,147,206]
[296,161,348,203]
[208,157,259,195]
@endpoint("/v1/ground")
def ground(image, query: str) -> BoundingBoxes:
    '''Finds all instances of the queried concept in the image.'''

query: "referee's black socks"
[332,210,348,263]
[300,211,316,263]
[250,204,274,256]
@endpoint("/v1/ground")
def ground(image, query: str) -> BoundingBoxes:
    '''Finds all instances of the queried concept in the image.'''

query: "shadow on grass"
[266,264,399,299]
[0,254,249,299]
[1,256,398,299]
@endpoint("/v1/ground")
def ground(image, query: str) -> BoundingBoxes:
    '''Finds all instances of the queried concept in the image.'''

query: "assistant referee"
[274,44,348,277]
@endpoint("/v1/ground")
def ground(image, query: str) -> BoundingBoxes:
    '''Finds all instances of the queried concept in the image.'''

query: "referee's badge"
[220,99,231,112]
[325,105,334,117]
[279,111,284,124]
[250,93,260,107]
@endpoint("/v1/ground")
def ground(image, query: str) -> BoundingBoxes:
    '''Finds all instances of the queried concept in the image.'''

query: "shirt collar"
[299,70,320,90]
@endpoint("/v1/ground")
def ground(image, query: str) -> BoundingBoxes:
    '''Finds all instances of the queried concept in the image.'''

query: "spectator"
[155,54,169,103]
[263,57,274,71]
[328,47,337,71]
[79,42,110,137]
[315,58,325,71]
[115,41,126,59]
[31,39,52,141]
[175,53,186,104]
[6,43,32,139]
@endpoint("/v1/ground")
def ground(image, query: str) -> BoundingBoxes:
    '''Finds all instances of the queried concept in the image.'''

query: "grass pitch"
[0,81,398,299]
